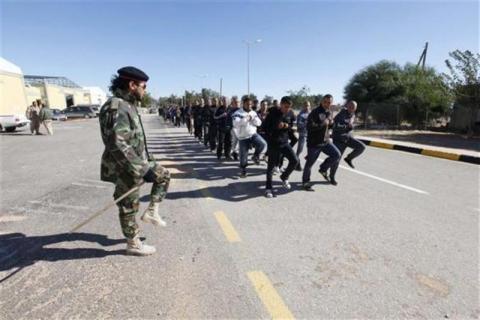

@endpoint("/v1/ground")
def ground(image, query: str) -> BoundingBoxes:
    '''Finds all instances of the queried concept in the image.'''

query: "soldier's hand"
[143,169,157,183]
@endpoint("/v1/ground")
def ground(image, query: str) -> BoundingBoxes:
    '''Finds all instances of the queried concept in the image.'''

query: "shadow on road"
[0,232,125,275]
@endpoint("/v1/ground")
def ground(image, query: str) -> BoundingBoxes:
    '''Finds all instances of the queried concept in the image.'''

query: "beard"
[133,90,143,101]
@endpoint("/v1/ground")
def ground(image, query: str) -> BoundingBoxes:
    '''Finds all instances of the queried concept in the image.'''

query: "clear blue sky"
[1,0,478,103]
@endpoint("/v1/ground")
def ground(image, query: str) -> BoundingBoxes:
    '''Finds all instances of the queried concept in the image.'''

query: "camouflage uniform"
[99,89,170,239]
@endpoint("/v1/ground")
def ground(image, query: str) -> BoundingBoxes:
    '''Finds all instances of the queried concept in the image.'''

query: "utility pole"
[417,42,428,71]
[243,39,262,96]
[220,78,223,97]
[417,42,429,129]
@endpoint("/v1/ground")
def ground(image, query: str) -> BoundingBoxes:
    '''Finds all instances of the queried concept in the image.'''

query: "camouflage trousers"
[114,162,170,239]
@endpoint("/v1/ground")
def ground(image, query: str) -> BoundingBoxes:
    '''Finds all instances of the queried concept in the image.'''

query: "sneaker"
[344,158,355,169]
[281,179,291,190]
[319,169,330,182]
[330,177,338,186]
[141,202,167,227]
[126,236,156,256]
[302,182,314,191]
[232,152,238,161]
[252,156,260,165]
[295,163,303,171]
[265,189,273,198]
[239,170,247,178]
[225,156,233,161]
[273,166,280,175]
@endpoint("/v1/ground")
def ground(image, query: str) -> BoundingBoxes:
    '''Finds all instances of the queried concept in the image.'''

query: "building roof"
[24,75,82,88]
[0,57,23,75]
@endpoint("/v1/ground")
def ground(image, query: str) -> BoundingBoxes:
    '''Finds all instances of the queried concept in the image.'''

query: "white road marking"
[71,182,108,189]
[79,178,112,185]
[0,215,27,223]
[27,201,89,210]
[317,158,429,195]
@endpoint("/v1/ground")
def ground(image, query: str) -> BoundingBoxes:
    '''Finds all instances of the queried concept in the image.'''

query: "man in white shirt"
[232,97,267,178]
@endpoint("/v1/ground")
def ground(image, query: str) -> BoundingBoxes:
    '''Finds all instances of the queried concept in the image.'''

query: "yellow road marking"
[370,141,394,149]
[214,211,241,242]
[421,149,460,161]
[247,271,295,320]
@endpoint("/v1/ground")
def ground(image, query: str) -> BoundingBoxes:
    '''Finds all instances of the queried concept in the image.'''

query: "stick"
[69,181,145,233]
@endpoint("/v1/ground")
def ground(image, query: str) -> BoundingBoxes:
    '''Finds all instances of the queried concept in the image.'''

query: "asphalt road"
[0,115,478,319]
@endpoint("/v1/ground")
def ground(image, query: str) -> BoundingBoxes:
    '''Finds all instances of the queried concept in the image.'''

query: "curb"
[358,138,480,165]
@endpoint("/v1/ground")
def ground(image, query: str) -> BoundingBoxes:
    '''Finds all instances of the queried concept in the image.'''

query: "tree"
[201,88,220,101]
[241,93,257,102]
[286,86,323,109]
[400,64,452,127]
[140,92,154,108]
[344,60,404,125]
[444,50,480,134]
[262,95,274,104]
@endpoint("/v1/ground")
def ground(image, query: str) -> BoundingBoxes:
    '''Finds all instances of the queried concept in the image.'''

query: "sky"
[1,0,478,103]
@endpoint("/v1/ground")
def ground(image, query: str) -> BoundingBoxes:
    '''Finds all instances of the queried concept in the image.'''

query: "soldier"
[329,100,366,183]
[26,100,41,135]
[99,66,170,256]
[39,103,54,135]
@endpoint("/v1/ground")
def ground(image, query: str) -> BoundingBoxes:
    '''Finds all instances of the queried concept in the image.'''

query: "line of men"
[170,94,366,198]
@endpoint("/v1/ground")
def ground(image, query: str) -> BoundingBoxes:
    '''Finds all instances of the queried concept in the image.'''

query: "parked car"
[90,105,100,117]
[64,106,97,119]
[0,114,30,132]
[52,108,67,121]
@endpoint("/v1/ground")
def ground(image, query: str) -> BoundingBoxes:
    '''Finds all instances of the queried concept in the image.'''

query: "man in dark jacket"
[215,97,232,160]
[329,100,365,182]
[264,96,299,198]
[185,101,193,135]
[193,99,204,141]
[302,94,341,191]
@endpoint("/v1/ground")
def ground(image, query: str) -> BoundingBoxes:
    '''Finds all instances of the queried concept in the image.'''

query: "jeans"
[231,129,239,154]
[266,143,299,189]
[203,124,209,146]
[296,134,306,156]
[330,136,366,178]
[209,125,217,151]
[279,131,298,168]
[239,133,267,169]
[217,129,232,159]
[302,142,341,183]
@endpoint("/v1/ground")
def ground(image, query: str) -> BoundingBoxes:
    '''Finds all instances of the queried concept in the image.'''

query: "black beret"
[117,66,149,82]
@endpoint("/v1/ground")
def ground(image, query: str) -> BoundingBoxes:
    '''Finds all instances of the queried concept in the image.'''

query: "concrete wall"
[25,85,43,105]
[44,84,90,108]
[0,70,28,116]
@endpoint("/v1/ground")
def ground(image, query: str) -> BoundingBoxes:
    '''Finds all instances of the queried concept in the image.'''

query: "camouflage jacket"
[99,89,150,183]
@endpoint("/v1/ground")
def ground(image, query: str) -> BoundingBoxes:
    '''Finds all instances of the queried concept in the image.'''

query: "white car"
[0,114,30,132]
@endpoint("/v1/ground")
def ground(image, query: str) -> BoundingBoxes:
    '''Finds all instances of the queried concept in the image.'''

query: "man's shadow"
[0,232,125,274]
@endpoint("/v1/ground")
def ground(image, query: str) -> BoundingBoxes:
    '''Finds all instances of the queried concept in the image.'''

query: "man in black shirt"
[330,100,365,182]
[193,99,204,142]
[215,97,232,160]
[185,101,193,135]
[264,96,299,198]
[302,94,341,190]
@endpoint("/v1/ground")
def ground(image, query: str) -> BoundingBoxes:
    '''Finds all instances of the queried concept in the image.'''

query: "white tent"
[0,57,28,115]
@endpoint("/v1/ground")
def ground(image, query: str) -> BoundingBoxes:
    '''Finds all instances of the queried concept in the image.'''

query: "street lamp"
[243,39,262,96]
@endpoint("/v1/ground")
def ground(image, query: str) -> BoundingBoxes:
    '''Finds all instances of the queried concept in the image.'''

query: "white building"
[83,86,107,106]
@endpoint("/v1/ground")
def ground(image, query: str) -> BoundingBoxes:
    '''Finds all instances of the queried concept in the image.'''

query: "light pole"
[243,39,262,96]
